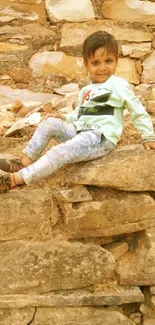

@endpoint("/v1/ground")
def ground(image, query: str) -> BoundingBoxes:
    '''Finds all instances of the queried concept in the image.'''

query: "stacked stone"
[0,1,155,324]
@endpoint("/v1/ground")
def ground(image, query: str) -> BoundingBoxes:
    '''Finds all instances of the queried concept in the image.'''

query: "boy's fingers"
[143,142,155,150]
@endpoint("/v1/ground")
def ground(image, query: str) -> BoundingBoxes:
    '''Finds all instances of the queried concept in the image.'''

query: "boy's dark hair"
[83,31,118,62]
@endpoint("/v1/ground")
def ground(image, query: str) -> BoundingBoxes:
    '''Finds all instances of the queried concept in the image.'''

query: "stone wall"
[1,1,155,324]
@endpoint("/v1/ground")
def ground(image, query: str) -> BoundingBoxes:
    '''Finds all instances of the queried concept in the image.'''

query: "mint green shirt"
[64,75,155,145]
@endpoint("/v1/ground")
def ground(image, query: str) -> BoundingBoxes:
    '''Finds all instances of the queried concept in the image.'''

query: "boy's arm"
[63,88,85,122]
[122,82,155,150]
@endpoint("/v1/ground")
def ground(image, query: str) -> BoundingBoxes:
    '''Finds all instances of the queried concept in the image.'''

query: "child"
[0,30,155,192]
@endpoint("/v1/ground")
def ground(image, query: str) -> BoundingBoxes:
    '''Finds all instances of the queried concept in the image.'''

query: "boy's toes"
[0,172,11,193]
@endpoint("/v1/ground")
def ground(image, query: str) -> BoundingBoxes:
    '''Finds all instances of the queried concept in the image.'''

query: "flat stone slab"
[61,189,155,237]
[0,240,115,294]
[64,145,155,191]
[0,286,144,308]
[31,307,135,325]
[0,188,53,241]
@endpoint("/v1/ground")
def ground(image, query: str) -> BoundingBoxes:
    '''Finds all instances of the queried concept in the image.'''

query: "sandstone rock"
[115,58,139,84]
[0,0,46,24]
[0,188,53,241]
[140,304,155,318]
[64,145,155,191]
[0,308,34,325]
[45,0,95,22]
[150,87,155,100]
[116,229,155,285]
[54,185,92,202]
[61,189,155,238]
[0,6,38,24]
[142,51,155,83]
[102,0,155,25]
[0,85,57,105]
[0,241,115,294]
[60,20,151,49]
[121,43,152,58]
[0,137,24,150]
[104,241,129,261]
[143,316,155,325]
[147,100,155,114]
[29,51,86,80]
[31,307,134,325]
[54,83,79,95]
[0,23,57,73]
[0,286,144,308]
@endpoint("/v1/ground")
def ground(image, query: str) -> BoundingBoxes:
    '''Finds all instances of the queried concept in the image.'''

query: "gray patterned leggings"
[19,117,115,184]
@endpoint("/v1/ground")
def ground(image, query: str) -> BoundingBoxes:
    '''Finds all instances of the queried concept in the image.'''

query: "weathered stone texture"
[0,0,46,24]
[31,307,134,325]
[0,286,144,308]
[64,145,155,191]
[102,0,155,25]
[29,51,86,79]
[62,190,155,238]
[142,52,155,84]
[45,0,95,22]
[0,308,35,325]
[0,187,54,240]
[0,241,115,294]
[116,229,155,285]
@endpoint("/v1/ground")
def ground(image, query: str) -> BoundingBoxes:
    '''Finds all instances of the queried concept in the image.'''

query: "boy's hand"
[143,141,155,151]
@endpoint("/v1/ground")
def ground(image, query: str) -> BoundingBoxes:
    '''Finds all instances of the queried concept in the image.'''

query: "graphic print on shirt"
[78,87,114,118]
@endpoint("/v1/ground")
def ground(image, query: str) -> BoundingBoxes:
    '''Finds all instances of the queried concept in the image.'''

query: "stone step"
[0,240,115,294]
[0,286,144,308]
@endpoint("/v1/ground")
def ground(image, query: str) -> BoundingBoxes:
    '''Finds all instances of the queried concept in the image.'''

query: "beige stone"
[142,51,155,83]
[121,43,152,58]
[31,307,134,325]
[140,304,155,318]
[29,51,86,80]
[64,145,155,191]
[143,316,155,325]
[54,185,92,202]
[0,43,28,52]
[45,0,95,22]
[0,308,34,325]
[116,229,155,285]
[102,0,155,25]
[104,242,129,260]
[0,286,144,308]
[147,100,155,113]
[0,187,54,240]
[0,240,115,294]
[150,286,155,294]
[150,88,155,100]
[0,85,57,105]
[0,6,38,24]
[62,190,155,238]
[0,0,46,24]
[115,58,139,84]
[60,20,151,49]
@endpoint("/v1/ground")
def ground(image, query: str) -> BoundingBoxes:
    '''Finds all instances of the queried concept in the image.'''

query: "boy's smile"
[85,47,117,84]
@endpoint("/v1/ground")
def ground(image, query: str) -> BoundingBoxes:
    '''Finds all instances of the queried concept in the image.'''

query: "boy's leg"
[22,117,77,162]
[0,118,77,173]
[17,130,114,185]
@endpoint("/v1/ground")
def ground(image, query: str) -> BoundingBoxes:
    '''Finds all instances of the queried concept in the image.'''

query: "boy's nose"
[99,64,107,72]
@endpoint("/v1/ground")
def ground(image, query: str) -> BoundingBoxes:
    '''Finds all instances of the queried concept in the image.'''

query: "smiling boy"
[0,31,155,192]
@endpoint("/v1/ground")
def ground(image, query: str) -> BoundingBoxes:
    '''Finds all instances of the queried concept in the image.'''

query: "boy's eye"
[92,61,99,66]
[105,59,113,63]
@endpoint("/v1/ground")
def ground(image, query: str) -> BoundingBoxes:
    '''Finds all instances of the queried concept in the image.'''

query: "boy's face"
[84,46,117,83]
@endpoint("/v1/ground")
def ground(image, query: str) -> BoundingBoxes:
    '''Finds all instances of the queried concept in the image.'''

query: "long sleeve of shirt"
[63,75,155,145]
